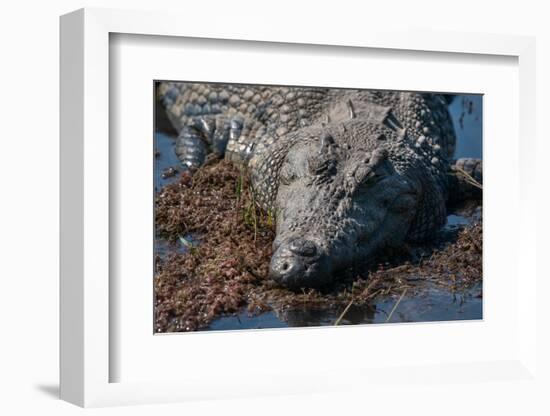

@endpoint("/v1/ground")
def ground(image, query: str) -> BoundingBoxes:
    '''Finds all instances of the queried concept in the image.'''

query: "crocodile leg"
[175,115,242,170]
[447,157,482,205]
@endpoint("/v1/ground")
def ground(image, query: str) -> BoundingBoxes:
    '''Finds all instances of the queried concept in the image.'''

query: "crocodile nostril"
[289,238,317,257]
[269,254,303,286]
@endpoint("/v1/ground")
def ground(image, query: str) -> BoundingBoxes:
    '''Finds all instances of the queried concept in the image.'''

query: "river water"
[154,92,483,330]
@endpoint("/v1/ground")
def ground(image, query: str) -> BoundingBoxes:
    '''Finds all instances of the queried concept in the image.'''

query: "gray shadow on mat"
[34,384,59,399]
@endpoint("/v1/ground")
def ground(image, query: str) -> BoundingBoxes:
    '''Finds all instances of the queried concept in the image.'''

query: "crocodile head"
[268,122,420,289]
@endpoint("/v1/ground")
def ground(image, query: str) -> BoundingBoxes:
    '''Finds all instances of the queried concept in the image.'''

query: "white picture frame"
[60,7,541,408]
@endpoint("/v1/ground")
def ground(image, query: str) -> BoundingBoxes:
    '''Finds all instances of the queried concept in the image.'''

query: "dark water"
[154,92,483,330]
[448,95,483,159]
[155,131,183,192]
[208,282,482,330]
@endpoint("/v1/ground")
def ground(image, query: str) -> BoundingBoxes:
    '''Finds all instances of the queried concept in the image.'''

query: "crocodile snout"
[269,238,331,290]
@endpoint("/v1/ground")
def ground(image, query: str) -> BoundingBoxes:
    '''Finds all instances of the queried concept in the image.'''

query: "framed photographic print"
[60,7,541,409]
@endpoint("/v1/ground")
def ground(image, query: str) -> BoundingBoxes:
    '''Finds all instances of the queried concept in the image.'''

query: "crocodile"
[157,82,482,289]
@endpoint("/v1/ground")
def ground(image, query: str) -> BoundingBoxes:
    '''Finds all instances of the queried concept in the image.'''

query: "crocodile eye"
[308,156,324,175]
[308,154,337,177]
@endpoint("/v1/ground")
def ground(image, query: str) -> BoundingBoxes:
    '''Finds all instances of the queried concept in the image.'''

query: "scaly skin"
[157,82,481,289]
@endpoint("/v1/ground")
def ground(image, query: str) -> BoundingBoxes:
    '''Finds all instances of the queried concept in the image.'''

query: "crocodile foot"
[175,115,243,170]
